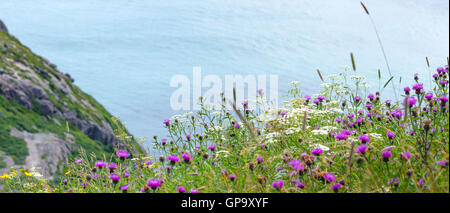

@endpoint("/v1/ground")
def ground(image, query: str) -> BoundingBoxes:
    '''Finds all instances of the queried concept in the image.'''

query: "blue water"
[1,0,448,148]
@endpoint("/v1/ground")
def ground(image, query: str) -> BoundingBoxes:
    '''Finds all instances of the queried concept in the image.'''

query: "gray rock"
[0,19,8,33]
[38,99,56,116]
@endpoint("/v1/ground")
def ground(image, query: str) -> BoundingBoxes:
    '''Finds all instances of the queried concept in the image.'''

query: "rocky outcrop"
[0,20,7,33]
[0,19,142,179]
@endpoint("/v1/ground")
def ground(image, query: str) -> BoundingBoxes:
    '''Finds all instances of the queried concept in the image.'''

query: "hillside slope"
[0,20,143,179]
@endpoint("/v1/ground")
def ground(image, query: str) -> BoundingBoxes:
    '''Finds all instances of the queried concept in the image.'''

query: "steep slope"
[0,20,143,179]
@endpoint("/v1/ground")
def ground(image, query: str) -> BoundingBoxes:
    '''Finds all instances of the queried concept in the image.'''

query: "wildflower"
[323,173,336,183]
[75,159,82,164]
[229,174,236,181]
[186,134,191,141]
[163,119,170,126]
[117,150,130,160]
[161,139,167,145]
[110,173,120,184]
[177,186,186,193]
[418,179,425,187]
[317,96,325,102]
[437,160,449,167]
[168,155,180,165]
[148,179,162,190]
[95,161,106,169]
[124,173,130,178]
[234,122,240,129]
[365,103,373,110]
[387,131,395,140]
[221,170,228,176]
[65,171,71,175]
[382,151,392,162]
[335,132,347,140]
[120,184,129,193]
[401,152,411,160]
[258,88,264,94]
[272,180,284,190]
[359,134,370,143]
[81,183,88,188]
[330,183,342,193]
[208,144,216,151]
[356,144,367,155]
[182,153,193,163]
[404,87,411,95]
[108,163,117,172]
[0,174,11,179]
[296,182,305,189]
[412,83,423,94]
[256,156,264,164]
[368,94,375,101]
[24,172,33,177]
[311,148,323,156]
[440,95,449,104]
[425,92,433,101]
[190,189,199,193]
[355,96,361,102]
[388,177,401,188]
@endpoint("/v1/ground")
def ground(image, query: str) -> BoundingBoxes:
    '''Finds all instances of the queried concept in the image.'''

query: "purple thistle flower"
[168,155,180,165]
[323,173,336,183]
[272,180,284,189]
[412,83,423,91]
[110,173,120,184]
[330,183,341,193]
[108,163,117,171]
[437,160,449,167]
[182,153,193,163]
[440,95,449,103]
[177,186,186,193]
[190,189,199,193]
[355,96,361,102]
[229,174,236,181]
[368,94,375,100]
[425,92,434,101]
[147,179,162,190]
[75,159,82,164]
[404,86,411,93]
[120,184,129,192]
[317,96,325,101]
[208,144,216,151]
[335,132,347,140]
[365,103,373,110]
[296,182,305,189]
[311,148,323,156]
[359,134,370,143]
[163,120,170,126]
[382,151,392,162]
[95,161,106,169]
[117,150,130,160]
[387,131,395,139]
[418,179,425,186]
[356,144,367,155]
[401,151,411,160]
[234,122,240,129]
[220,170,227,176]
[256,156,264,164]
[186,134,191,141]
